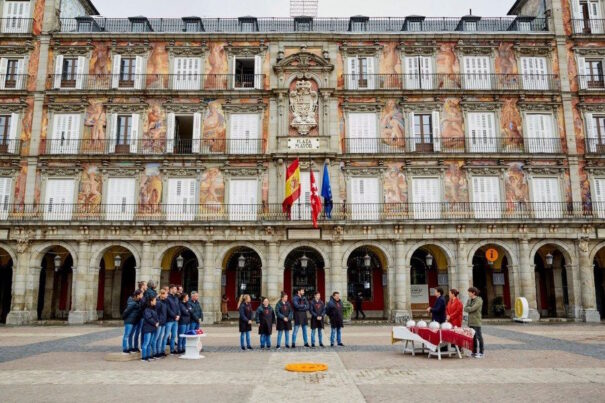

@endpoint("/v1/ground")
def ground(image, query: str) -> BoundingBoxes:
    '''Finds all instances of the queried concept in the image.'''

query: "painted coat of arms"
[289,80,318,136]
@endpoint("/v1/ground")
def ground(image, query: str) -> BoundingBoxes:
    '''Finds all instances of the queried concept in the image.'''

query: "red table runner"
[411,327,474,351]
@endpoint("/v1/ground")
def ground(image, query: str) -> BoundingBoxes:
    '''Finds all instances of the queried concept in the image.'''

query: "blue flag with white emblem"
[321,162,333,219]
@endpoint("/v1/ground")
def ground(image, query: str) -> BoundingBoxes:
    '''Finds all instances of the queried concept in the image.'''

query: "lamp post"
[54,255,61,272]
[176,254,184,271]
[425,253,433,268]
[114,254,122,270]
[545,252,554,268]
[238,254,247,291]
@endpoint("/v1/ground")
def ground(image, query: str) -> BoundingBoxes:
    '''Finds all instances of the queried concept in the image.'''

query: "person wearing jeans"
[464,286,485,358]
[238,294,253,350]
[275,293,293,349]
[255,297,275,349]
[141,296,159,361]
[309,291,326,347]
[189,291,203,331]
[132,281,147,351]
[326,291,344,347]
[121,290,142,353]
[154,289,168,358]
[178,293,192,353]
[291,288,310,348]
[165,284,180,354]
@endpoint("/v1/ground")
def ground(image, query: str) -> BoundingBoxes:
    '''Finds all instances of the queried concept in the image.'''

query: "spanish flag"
[282,158,301,217]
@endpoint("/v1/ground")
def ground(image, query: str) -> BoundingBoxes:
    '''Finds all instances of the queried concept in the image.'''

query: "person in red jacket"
[446,288,463,327]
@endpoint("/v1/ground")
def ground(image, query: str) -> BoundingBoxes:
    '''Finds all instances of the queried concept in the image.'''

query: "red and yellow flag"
[282,158,301,216]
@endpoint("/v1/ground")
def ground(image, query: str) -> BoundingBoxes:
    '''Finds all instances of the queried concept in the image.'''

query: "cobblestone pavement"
[0,323,604,402]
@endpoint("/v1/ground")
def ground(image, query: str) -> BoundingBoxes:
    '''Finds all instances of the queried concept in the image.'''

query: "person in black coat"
[154,288,168,358]
[238,294,254,350]
[255,297,276,349]
[177,293,192,353]
[427,287,446,323]
[275,293,293,349]
[165,284,180,354]
[141,296,159,361]
[355,291,366,320]
[291,288,310,348]
[122,290,142,354]
[309,292,326,347]
[326,292,344,347]
[189,291,203,330]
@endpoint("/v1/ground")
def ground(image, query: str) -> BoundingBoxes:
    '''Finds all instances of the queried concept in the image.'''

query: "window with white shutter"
[594,178,605,218]
[525,113,556,153]
[105,178,135,221]
[0,113,19,153]
[229,179,257,221]
[589,0,604,33]
[50,114,81,154]
[586,114,605,153]
[44,179,75,221]
[0,57,25,90]
[348,112,377,153]
[291,170,320,221]
[172,57,201,90]
[404,56,433,89]
[347,57,375,89]
[2,1,30,33]
[520,57,548,90]
[0,177,11,220]
[467,112,497,153]
[350,177,380,220]
[412,177,441,219]
[167,178,196,221]
[229,113,260,154]
[531,177,562,219]
[472,176,501,219]
[463,56,491,90]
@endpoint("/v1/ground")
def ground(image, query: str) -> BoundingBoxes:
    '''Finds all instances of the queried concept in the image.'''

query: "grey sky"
[92,0,518,18]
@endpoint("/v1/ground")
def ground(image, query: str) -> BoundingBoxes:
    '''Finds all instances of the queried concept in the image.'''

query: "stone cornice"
[104,100,149,113]
[513,40,553,56]
[463,164,506,175]
[0,41,34,55]
[455,40,497,56]
[524,165,565,175]
[224,43,268,56]
[47,101,87,113]
[398,41,438,55]
[403,165,446,175]
[273,51,334,74]
[342,100,382,113]
[460,100,501,112]
[110,40,152,55]
[577,102,605,113]
[573,46,605,56]
[51,40,94,56]
[100,166,143,176]
[339,42,383,56]
[220,161,265,177]
[160,166,205,176]
[517,100,559,112]
[0,101,29,112]
[222,100,265,113]
[165,40,208,57]
[164,101,206,114]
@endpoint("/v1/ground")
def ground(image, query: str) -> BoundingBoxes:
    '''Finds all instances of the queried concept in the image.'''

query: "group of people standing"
[238,289,345,351]
[122,281,204,361]
[426,286,485,358]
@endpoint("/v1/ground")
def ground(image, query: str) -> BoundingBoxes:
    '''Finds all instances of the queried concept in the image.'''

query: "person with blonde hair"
[238,294,253,351]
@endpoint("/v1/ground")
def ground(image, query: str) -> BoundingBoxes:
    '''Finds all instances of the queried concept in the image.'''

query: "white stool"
[179,334,206,360]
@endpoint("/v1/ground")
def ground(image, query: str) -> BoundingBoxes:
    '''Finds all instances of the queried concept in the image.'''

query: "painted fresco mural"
[500,98,523,150]
[83,99,107,153]
[579,161,592,211]
[13,162,27,208]
[379,100,405,149]
[21,98,35,155]
[441,98,464,151]
[494,43,518,88]
[504,162,529,206]
[143,99,166,153]
[205,42,228,89]
[77,164,102,211]
[32,0,46,35]
[89,42,111,75]
[379,42,401,88]
[27,41,41,91]
[139,164,162,214]
[435,43,460,89]
[444,161,468,203]
[146,42,169,89]
[572,98,585,154]
[566,42,578,92]
[383,163,407,210]
[200,168,224,213]
[203,100,226,152]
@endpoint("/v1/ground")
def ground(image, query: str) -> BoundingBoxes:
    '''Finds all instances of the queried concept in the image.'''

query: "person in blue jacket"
[121,290,142,354]
[326,291,344,347]
[178,293,192,353]
[238,294,253,351]
[132,281,147,352]
[275,292,293,349]
[255,297,276,349]
[165,284,180,354]
[141,295,159,361]
[154,288,168,358]
[291,288,310,348]
[189,291,203,331]
[426,287,446,323]
[309,291,326,348]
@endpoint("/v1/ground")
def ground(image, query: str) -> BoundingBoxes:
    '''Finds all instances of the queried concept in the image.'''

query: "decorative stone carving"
[340,42,383,56]
[222,100,265,113]
[513,41,553,55]
[166,41,208,57]
[0,41,34,55]
[460,100,501,112]
[517,101,559,112]
[224,43,267,57]
[105,101,148,114]
[110,40,151,55]
[52,40,94,56]
[48,102,87,113]
[574,47,605,56]
[164,101,206,114]
[273,51,334,74]
[0,101,27,113]
[578,102,605,113]
[342,101,382,113]
[456,40,496,55]
[289,80,318,136]
[398,41,438,56]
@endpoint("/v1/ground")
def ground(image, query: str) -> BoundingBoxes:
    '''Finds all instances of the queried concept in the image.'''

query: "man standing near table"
[291,288,310,348]
[189,291,203,330]
[427,287,446,323]
[464,287,484,358]
[165,284,180,354]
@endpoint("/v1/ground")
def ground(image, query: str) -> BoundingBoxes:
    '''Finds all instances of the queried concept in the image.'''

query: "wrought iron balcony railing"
[0,18,34,34]
[343,73,560,91]
[58,17,548,34]
[1,202,596,223]
[40,138,266,156]
[0,139,21,155]
[345,137,562,154]
[578,75,605,91]
[0,74,29,90]
[571,19,605,34]
[47,74,266,91]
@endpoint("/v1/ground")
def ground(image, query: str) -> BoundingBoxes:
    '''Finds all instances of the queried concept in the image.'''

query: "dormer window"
[238,17,258,32]
[457,15,481,32]
[403,16,425,32]
[75,16,101,33]
[129,16,152,33]
[349,16,369,32]
[182,17,203,32]
[294,16,313,32]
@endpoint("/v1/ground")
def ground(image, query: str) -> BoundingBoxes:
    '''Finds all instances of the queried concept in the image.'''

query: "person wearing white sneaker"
[464,287,484,359]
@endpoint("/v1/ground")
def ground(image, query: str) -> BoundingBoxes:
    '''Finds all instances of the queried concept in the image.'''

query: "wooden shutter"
[589,1,603,33]
[134,56,145,89]
[521,57,547,90]
[0,58,7,90]
[44,179,75,220]
[166,112,175,153]
[7,112,19,153]
[420,56,433,89]
[54,55,63,89]
[594,178,605,218]
[15,58,24,89]
[75,56,86,89]
[347,57,358,89]
[167,178,196,221]
[106,178,135,220]
[0,177,11,219]
[348,113,376,153]
[527,114,555,153]
[585,113,597,152]
[412,177,441,219]
[229,179,257,221]
[111,54,121,88]
[577,57,587,89]
[463,56,490,89]
[130,113,139,153]
[365,57,375,89]
[404,56,420,89]
[472,176,501,219]
[230,113,259,154]
[2,1,30,33]
[432,111,441,151]
[354,177,380,220]
[468,112,496,152]
[571,0,582,18]
[51,114,80,154]
[531,177,561,218]
[409,112,416,152]
[106,113,117,153]
[192,112,202,153]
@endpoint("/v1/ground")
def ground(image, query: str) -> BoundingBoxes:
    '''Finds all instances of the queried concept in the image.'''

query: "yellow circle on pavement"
[285,363,328,372]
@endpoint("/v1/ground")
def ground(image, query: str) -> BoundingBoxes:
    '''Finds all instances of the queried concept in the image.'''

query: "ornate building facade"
[0,0,605,325]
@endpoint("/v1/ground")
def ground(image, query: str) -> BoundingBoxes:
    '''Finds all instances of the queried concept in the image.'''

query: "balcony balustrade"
[578,75,605,91]
[0,18,33,34]
[0,139,21,155]
[571,19,605,35]
[1,202,595,223]
[0,74,29,90]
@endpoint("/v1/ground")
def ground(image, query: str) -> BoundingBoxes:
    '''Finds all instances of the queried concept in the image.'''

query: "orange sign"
[485,248,499,262]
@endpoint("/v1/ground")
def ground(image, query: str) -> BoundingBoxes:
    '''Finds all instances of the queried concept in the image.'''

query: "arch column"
[331,241,346,298]
[68,241,90,324]
[579,240,600,322]
[392,240,410,323]
[564,263,581,319]
[202,242,218,323]
[139,242,153,283]
[266,242,279,303]
[519,238,539,320]
[6,249,33,325]
[456,239,470,303]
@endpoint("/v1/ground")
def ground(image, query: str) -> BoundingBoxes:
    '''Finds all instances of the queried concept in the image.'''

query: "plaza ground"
[0,323,604,402]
